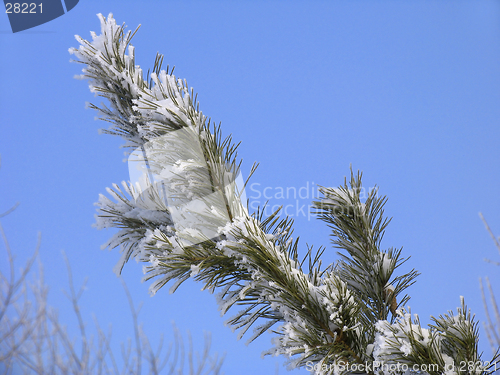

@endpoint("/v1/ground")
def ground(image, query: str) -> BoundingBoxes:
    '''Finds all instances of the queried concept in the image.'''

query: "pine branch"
[312,169,419,325]
[71,14,495,374]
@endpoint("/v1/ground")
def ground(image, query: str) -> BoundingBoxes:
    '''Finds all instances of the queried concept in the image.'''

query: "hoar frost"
[72,14,491,375]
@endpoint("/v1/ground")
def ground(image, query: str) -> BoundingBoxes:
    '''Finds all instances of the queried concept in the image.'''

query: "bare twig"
[0,220,224,374]
[479,212,500,355]
[480,212,500,265]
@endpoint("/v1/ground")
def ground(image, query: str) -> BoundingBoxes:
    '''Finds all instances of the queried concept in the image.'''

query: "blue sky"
[1,1,500,374]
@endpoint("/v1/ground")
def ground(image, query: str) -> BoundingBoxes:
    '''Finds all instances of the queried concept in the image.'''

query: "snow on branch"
[71,14,498,374]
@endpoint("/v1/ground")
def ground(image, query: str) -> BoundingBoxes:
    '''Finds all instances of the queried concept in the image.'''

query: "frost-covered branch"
[312,172,419,325]
[71,13,497,374]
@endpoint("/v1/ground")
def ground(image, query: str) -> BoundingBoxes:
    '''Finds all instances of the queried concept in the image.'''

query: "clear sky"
[1,1,500,374]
